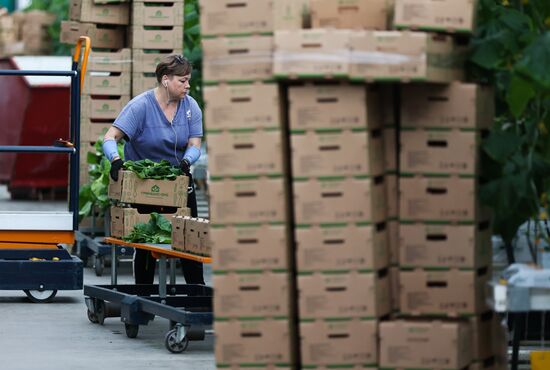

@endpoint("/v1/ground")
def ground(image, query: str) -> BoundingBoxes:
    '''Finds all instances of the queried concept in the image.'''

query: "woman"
[102,54,204,285]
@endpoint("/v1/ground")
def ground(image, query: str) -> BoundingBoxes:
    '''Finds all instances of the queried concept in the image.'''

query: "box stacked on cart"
[130,0,184,97]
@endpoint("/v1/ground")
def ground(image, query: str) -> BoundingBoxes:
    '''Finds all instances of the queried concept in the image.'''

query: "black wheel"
[23,289,57,303]
[94,255,104,277]
[87,309,99,323]
[125,323,139,338]
[95,300,106,325]
[165,329,189,354]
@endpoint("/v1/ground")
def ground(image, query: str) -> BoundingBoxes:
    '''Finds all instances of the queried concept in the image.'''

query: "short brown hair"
[155,55,192,83]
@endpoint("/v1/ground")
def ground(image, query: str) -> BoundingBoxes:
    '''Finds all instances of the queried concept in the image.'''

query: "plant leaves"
[507,74,535,117]
[482,131,522,163]
[516,32,550,89]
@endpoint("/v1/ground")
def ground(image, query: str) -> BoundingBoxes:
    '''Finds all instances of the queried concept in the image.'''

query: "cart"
[84,237,213,353]
[0,36,90,302]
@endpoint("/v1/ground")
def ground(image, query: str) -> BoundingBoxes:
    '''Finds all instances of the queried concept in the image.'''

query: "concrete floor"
[0,186,215,370]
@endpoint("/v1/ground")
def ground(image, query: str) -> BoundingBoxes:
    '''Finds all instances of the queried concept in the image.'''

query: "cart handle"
[72,36,91,94]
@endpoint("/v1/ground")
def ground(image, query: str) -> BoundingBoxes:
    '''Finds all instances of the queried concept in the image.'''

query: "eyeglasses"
[174,55,185,64]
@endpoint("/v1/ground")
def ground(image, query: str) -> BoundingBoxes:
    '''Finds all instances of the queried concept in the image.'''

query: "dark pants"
[134,174,205,285]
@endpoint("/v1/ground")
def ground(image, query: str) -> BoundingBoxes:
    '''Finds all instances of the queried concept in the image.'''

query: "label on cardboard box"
[289,84,381,131]
[400,129,480,175]
[311,0,388,30]
[209,177,286,224]
[399,176,481,222]
[213,272,289,318]
[399,268,490,315]
[211,224,290,272]
[202,36,273,83]
[399,222,491,269]
[394,0,476,33]
[208,130,283,177]
[108,170,189,208]
[132,2,184,27]
[204,83,281,130]
[291,129,384,177]
[273,0,310,31]
[293,177,386,225]
[380,320,473,369]
[200,0,273,36]
[298,271,391,319]
[296,223,389,272]
[274,29,350,77]
[301,319,378,366]
[214,319,291,365]
[401,82,495,129]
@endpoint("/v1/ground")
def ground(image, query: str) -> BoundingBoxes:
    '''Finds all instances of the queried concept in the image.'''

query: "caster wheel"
[94,255,104,277]
[23,289,57,303]
[95,300,106,325]
[165,328,189,354]
[87,309,99,324]
[125,324,139,338]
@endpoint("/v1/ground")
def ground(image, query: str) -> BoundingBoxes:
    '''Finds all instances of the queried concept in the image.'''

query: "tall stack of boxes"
[201,1,295,368]
[130,0,184,97]
[0,10,56,56]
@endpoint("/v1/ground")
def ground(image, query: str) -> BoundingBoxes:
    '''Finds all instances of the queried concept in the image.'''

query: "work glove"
[110,159,124,182]
[180,159,191,176]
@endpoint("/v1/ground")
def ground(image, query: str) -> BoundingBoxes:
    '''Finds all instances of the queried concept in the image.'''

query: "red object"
[0,57,71,197]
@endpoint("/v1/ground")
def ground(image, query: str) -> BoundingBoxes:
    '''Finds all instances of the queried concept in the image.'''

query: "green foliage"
[470,0,550,243]
[184,0,203,109]
[25,0,70,55]
[123,212,172,243]
[123,159,183,180]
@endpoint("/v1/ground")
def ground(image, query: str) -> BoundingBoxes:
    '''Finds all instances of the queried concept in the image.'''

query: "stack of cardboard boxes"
[0,10,56,56]
[201,2,296,367]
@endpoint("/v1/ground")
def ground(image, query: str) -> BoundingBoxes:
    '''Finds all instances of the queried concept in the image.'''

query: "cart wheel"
[165,329,189,354]
[87,309,99,323]
[94,255,104,277]
[23,289,57,303]
[95,300,106,325]
[125,323,139,338]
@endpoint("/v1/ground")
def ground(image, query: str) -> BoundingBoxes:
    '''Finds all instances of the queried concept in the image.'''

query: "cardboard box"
[80,120,113,143]
[399,222,492,269]
[88,49,131,73]
[471,311,497,361]
[173,217,211,256]
[399,176,483,222]
[386,173,398,219]
[204,83,281,130]
[70,0,129,25]
[132,49,182,73]
[273,0,310,31]
[20,10,56,25]
[202,36,273,83]
[288,84,382,130]
[81,95,130,120]
[131,72,157,96]
[300,319,377,366]
[110,206,187,238]
[83,71,131,95]
[274,29,350,78]
[299,271,391,319]
[400,129,481,175]
[381,84,397,127]
[389,265,400,311]
[60,21,125,49]
[130,26,183,50]
[349,30,465,82]
[399,268,490,316]
[383,127,397,172]
[394,0,477,33]
[200,0,273,36]
[296,223,389,272]
[293,176,386,225]
[470,357,498,370]
[207,130,283,177]
[401,83,495,129]
[132,2,184,27]
[108,170,189,208]
[380,320,472,369]
[291,129,384,177]
[211,224,290,272]
[311,0,388,30]
[213,272,289,318]
[209,177,286,224]
[214,319,291,365]
[388,219,399,264]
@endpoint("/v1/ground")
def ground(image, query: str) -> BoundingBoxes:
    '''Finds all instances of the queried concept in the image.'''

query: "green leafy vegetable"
[123,213,172,244]
[123,159,183,180]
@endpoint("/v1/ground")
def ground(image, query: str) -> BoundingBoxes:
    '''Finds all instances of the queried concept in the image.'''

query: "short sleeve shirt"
[113,90,203,166]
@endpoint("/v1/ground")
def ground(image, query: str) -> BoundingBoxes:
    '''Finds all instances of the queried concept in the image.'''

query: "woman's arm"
[103,126,126,162]
[183,137,202,165]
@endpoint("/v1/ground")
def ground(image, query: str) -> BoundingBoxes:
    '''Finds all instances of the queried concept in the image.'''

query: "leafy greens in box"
[123,212,172,244]
[123,159,183,180]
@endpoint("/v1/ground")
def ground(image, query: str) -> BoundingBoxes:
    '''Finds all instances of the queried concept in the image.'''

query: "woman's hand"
[110,159,124,181]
